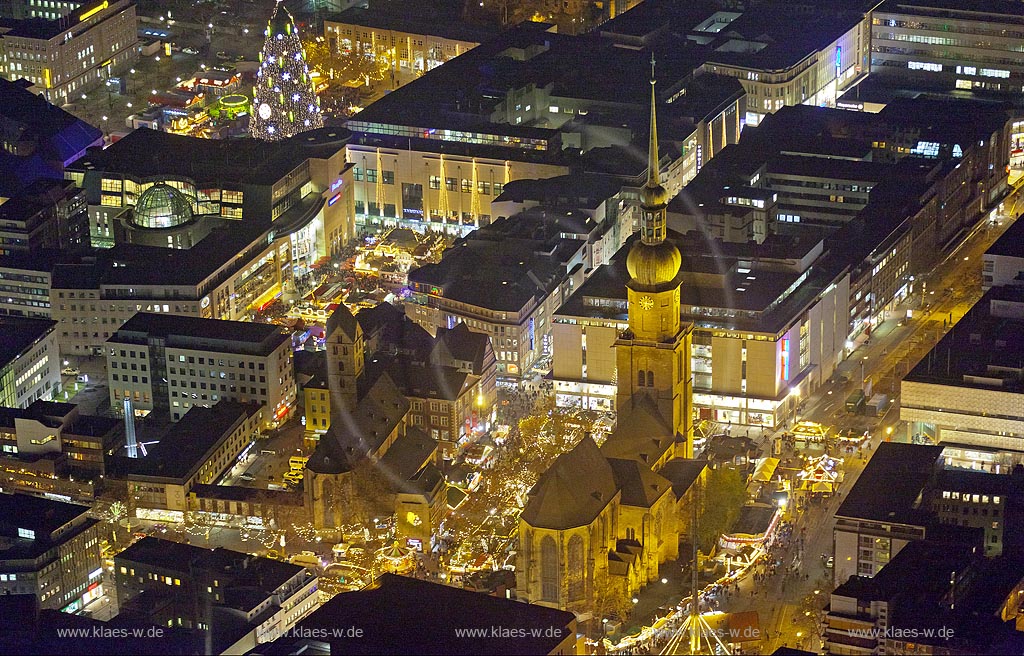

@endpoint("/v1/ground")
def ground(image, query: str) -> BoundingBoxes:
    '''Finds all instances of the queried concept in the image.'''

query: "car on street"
[182,47,199,55]
[216,51,231,60]
[238,473,256,481]
[62,367,80,376]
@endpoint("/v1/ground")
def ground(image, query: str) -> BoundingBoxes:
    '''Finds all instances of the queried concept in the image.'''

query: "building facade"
[105,313,294,425]
[0,492,102,612]
[870,0,1024,95]
[0,316,59,409]
[0,0,138,105]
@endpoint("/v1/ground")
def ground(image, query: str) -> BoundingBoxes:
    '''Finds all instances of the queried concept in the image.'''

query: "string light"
[250,3,322,141]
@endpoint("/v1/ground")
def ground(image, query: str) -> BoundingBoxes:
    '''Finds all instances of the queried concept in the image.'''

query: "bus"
[289,455,309,471]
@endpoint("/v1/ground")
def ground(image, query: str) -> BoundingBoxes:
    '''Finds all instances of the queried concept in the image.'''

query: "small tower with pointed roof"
[614,56,695,460]
[325,303,364,417]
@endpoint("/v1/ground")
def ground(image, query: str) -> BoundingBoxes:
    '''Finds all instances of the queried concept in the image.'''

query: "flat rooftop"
[0,316,55,367]
[68,127,350,187]
[119,402,261,481]
[905,285,1024,393]
[986,216,1024,258]
[836,443,943,524]
[111,312,287,353]
[115,537,303,593]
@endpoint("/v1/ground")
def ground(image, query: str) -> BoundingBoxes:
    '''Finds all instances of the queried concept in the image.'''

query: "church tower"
[615,58,694,458]
[325,304,364,417]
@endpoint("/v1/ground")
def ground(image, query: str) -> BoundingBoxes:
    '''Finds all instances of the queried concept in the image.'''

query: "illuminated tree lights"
[250,2,323,141]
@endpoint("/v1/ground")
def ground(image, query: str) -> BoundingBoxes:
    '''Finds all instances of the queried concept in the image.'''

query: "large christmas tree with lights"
[250,1,323,141]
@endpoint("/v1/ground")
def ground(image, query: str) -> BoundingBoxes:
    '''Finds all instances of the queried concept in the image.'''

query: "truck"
[845,389,866,414]
[866,394,890,417]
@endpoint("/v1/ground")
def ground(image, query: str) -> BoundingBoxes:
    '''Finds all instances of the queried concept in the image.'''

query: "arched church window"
[567,535,584,601]
[647,370,654,387]
[541,536,559,603]
[638,370,646,387]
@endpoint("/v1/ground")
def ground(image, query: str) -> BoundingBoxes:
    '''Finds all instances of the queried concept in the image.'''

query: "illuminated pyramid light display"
[249,1,323,141]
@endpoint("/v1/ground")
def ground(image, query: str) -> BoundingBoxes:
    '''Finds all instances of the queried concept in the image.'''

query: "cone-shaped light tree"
[250,1,323,141]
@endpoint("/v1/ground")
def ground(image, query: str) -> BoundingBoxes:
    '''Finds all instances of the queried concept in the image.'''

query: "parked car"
[61,367,80,376]
[182,47,199,55]
[238,473,256,481]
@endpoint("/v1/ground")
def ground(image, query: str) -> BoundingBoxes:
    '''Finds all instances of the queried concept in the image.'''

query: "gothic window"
[638,370,645,387]
[541,537,559,603]
[647,370,654,387]
[626,527,636,541]
[567,535,584,601]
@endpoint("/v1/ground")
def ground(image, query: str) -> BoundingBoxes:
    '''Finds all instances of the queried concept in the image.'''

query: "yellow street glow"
[78,0,108,22]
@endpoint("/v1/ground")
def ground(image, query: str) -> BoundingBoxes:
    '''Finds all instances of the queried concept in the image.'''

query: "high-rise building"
[250,2,324,141]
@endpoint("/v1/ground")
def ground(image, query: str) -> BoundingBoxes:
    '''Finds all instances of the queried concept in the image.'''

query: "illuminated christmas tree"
[250,1,323,141]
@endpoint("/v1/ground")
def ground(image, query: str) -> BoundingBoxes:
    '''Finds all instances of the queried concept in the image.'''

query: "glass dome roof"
[133,183,194,229]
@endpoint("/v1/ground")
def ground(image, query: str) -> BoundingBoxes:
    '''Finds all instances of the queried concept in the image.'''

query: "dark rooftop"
[118,402,261,481]
[111,312,288,354]
[836,443,943,524]
[904,285,1024,393]
[292,573,576,655]
[69,126,350,188]
[0,316,56,366]
[114,537,304,596]
[986,215,1024,258]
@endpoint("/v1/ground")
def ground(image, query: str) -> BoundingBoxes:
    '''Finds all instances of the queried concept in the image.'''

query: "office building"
[0,180,89,256]
[0,492,101,612]
[114,537,319,651]
[119,402,263,520]
[0,399,119,501]
[0,315,58,409]
[105,313,294,424]
[871,0,1024,94]
[825,537,1024,655]
[0,0,138,105]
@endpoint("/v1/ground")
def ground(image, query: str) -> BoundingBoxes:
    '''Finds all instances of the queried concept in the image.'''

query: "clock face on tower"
[258,103,272,120]
[639,296,655,311]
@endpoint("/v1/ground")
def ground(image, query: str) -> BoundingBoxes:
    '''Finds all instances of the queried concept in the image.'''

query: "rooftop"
[836,443,943,524]
[115,537,304,596]
[986,216,1024,258]
[68,126,350,188]
[904,285,1024,393]
[118,402,261,481]
[110,312,288,355]
[292,573,575,654]
[0,316,55,367]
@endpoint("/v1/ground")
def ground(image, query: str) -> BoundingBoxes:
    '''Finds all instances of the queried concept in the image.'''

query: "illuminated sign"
[835,45,841,79]
[780,338,790,382]
[330,179,343,192]
[78,0,108,22]
[43,68,51,89]
[328,193,341,206]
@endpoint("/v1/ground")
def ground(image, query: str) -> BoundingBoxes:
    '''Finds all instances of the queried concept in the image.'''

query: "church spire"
[647,53,661,191]
[639,53,669,246]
